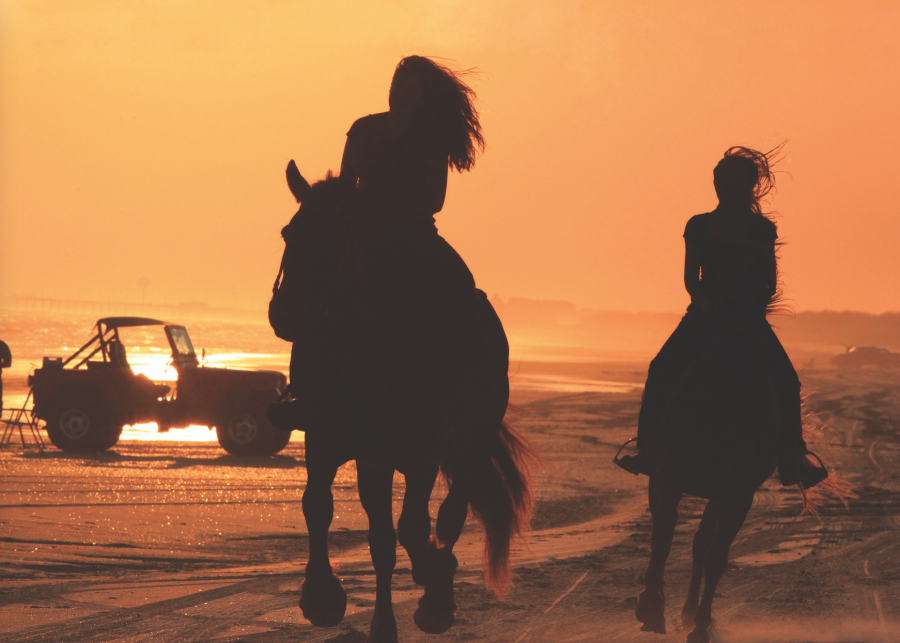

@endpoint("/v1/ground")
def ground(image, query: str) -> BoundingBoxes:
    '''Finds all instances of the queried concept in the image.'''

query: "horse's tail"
[441,420,535,597]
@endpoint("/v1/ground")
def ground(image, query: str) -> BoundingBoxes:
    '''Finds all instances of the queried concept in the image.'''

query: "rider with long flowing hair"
[629,146,826,488]
[282,56,493,460]
[337,55,483,331]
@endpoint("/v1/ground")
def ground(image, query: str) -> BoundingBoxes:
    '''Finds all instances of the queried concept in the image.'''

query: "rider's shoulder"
[347,112,391,137]
[683,212,712,239]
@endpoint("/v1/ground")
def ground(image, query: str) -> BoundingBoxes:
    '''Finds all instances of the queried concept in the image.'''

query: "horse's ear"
[286,159,311,203]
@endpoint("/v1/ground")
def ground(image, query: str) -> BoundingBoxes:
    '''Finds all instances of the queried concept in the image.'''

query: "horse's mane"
[309,170,343,193]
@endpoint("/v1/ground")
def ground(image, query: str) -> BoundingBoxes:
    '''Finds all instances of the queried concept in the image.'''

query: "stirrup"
[613,438,642,475]
[267,385,304,432]
[799,450,829,489]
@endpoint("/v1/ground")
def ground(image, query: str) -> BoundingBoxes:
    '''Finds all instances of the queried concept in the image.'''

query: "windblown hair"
[713,143,791,315]
[714,142,787,218]
[391,55,485,172]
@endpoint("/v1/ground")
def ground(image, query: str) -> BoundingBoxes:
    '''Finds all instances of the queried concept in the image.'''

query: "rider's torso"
[686,211,777,313]
[346,112,447,232]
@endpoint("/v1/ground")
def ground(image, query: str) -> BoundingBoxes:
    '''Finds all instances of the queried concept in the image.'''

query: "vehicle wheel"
[45,407,124,453]
[216,407,291,456]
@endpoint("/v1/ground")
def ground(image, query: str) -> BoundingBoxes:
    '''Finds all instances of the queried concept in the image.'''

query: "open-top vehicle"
[29,317,290,455]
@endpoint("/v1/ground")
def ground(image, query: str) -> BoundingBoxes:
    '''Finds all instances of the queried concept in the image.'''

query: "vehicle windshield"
[167,326,196,359]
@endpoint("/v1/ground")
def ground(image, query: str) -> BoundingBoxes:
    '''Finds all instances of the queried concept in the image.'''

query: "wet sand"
[1,365,899,642]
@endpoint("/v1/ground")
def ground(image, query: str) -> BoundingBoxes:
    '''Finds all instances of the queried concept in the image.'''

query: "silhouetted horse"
[631,318,791,643]
[270,163,533,643]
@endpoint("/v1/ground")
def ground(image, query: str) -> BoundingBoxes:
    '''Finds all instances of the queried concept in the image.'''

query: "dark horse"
[269,163,533,643]
[625,316,807,643]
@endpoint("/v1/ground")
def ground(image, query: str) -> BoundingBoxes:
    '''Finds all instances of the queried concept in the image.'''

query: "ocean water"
[0,308,644,443]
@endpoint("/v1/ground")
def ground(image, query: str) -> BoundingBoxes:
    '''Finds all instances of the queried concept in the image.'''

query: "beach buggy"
[28,317,290,455]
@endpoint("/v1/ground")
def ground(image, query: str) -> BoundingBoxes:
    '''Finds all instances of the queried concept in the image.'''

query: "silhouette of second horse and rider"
[267,55,831,643]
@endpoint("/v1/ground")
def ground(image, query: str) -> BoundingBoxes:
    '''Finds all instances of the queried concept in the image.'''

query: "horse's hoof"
[299,570,347,627]
[686,626,711,643]
[411,544,458,586]
[367,603,399,643]
[635,588,666,634]
[681,601,699,627]
[414,574,457,634]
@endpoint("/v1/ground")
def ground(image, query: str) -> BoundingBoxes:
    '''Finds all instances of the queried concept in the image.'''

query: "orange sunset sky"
[2,1,899,314]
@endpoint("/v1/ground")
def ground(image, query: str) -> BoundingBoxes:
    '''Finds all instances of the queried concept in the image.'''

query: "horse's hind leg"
[299,459,347,627]
[435,478,469,550]
[397,461,440,583]
[357,463,399,643]
[682,498,720,627]
[687,493,753,643]
[637,474,682,634]
[397,461,459,634]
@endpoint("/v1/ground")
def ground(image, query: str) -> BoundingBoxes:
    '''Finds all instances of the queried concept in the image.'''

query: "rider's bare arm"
[339,134,361,188]
[683,237,709,308]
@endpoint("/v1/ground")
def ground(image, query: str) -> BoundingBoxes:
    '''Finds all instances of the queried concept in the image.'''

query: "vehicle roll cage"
[62,317,168,370]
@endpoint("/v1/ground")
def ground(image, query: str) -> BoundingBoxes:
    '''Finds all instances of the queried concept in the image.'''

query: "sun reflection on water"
[122,422,220,442]
[121,422,305,443]
[120,351,295,442]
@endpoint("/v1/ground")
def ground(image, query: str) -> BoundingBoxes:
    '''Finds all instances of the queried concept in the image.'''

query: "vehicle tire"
[45,406,124,453]
[216,406,291,456]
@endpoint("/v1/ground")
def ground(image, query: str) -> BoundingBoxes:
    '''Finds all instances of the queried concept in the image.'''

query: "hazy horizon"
[5,292,900,318]
[3,2,900,314]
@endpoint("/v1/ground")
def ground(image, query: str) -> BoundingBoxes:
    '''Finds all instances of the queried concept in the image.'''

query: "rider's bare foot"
[799,457,828,488]
[616,452,645,475]
[635,588,666,633]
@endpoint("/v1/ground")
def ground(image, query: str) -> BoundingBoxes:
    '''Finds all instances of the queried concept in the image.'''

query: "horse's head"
[270,163,347,341]
[281,164,349,242]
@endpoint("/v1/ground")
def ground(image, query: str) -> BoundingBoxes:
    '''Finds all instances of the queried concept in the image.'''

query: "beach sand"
[1,364,899,642]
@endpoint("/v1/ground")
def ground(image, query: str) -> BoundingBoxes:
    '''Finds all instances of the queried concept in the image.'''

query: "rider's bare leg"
[637,473,682,634]
[682,498,720,625]
[688,493,753,643]
[357,463,399,643]
[299,458,346,626]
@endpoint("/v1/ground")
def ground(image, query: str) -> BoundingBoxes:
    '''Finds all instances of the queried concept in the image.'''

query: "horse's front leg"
[637,473,682,634]
[357,462,399,643]
[299,459,347,626]
[687,493,753,643]
[682,498,720,627]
